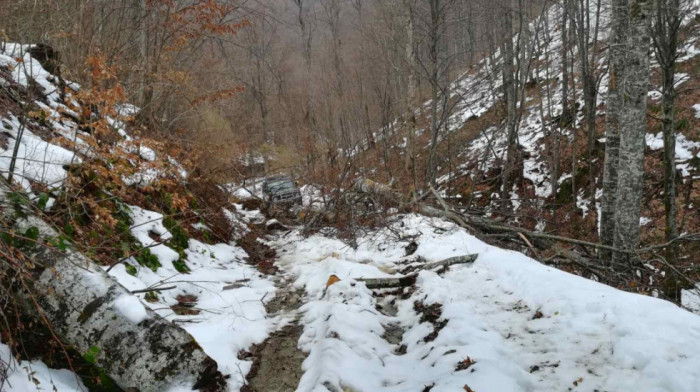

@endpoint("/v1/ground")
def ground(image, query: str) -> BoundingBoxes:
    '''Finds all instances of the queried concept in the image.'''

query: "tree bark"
[601,0,629,258]
[404,0,419,193]
[426,0,442,187]
[613,0,652,264]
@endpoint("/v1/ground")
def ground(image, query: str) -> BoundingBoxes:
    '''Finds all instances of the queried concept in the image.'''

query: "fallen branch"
[358,254,477,289]
[418,195,698,256]
[130,285,177,294]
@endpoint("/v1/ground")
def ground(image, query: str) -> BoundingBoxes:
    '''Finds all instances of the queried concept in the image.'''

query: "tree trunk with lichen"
[601,0,629,260]
[1,183,225,392]
[612,0,652,264]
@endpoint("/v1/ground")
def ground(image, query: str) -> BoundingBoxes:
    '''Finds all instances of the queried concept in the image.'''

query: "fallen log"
[358,254,477,289]
[1,184,225,391]
[420,191,699,256]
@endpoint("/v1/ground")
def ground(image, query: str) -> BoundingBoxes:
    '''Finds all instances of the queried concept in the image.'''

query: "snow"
[0,114,78,193]
[105,205,276,391]
[300,184,325,208]
[645,132,700,177]
[683,286,700,314]
[112,295,149,324]
[270,214,700,392]
[0,343,86,392]
[693,103,700,118]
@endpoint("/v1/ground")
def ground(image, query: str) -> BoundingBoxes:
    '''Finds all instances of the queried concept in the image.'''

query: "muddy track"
[243,273,307,392]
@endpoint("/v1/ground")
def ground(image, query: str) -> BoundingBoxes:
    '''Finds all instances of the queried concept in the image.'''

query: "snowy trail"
[244,271,307,392]
[3,209,699,392]
[266,214,700,392]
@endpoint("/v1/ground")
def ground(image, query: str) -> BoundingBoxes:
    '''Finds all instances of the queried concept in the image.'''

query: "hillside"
[338,1,700,304]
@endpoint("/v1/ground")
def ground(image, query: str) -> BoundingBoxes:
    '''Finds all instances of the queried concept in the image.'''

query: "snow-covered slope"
[270,215,700,392]
[435,2,700,206]
[0,43,278,391]
[0,43,169,197]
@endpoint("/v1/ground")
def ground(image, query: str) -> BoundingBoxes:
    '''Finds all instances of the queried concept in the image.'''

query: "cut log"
[358,254,477,289]
[1,184,225,391]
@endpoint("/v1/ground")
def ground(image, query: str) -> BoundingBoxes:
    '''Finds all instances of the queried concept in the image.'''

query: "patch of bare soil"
[241,274,307,392]
[242,324,306,392]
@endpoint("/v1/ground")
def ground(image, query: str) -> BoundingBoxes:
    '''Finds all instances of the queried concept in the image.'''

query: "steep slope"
[0,43,280,391]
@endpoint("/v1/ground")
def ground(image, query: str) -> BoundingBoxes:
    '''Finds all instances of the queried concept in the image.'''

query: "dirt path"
[243,273,307,392]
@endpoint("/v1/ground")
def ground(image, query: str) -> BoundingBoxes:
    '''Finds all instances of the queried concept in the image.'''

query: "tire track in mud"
[242,273,307,392]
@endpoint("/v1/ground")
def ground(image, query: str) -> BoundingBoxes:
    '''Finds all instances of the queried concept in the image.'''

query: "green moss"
[134,247,161,272]
[83,346,100,364]
[125,263,137,276]
[163,217,189,251]
[172,257,190,273]
[144,292,159,302]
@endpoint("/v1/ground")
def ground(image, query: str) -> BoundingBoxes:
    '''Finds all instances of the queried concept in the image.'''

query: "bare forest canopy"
[1,0,549,177]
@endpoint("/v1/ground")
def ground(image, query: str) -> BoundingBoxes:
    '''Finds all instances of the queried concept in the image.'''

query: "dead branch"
[358,254,477,289]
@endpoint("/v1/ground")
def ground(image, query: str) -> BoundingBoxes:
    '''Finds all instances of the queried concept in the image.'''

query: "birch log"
[2,185,225,391]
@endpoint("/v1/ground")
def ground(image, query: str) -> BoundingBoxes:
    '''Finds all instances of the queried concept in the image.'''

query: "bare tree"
[651,0,684,260]
[570,0,603,206]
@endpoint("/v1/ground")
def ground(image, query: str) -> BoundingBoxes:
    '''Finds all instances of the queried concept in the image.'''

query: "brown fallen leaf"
[455,356,476,371]
[326,274,341,288]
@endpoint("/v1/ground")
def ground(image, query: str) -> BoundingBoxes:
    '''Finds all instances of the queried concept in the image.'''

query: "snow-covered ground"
[0,344,86,392]
[269,214,700,392]
[104,206,277,391]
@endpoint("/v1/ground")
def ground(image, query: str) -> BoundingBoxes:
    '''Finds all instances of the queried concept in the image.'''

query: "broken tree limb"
[417,254,479,271]
[358,254,478,289]
[130,285,177,294]
[1,183,225,391]
[359,275,418,289]
[417,196,699,256]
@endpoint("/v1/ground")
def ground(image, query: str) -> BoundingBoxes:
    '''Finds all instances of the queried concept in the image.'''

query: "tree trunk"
[613,0,652,264]
[553,0,569,196]
[1,184,225,392]
[601,0,629,258]
[652,0,681,297]
[404,0,419,194]
[426,0,442,187]
[500,5,518,208]
[661,64,678,258]
[137,0,149,111]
